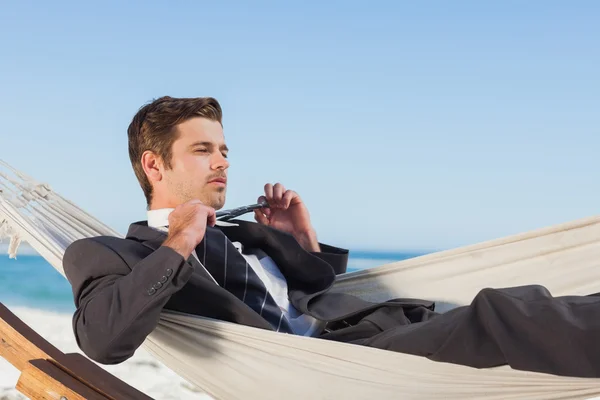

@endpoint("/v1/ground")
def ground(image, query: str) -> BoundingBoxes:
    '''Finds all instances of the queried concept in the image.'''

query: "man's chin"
[205,194,226,210]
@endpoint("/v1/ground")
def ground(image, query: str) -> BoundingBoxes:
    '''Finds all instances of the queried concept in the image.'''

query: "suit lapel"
[216,219,340,317]
[216,220,336,293]
[126,222,217,284]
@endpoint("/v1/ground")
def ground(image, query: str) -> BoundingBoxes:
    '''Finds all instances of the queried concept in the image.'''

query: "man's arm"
[310,243,349,275]
[63,238,194,364]
[295,228,349,275]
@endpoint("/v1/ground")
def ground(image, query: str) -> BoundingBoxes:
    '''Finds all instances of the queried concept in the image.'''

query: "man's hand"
[163,199,216,259]
[254,183,320,252]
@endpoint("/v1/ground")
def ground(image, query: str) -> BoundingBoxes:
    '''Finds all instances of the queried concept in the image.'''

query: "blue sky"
[1,1,598,252]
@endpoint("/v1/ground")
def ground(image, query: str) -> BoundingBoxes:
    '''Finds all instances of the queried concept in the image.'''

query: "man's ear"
[141,151,163,184]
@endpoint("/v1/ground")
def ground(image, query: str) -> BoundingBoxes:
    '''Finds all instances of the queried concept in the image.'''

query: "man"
[63,96,353,365]
[63,96,600,378]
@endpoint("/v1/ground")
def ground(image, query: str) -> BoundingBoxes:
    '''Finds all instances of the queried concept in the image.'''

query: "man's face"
[160,117,229,209]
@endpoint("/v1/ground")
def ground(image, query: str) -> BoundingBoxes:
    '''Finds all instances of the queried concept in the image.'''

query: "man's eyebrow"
[188,141,229,152]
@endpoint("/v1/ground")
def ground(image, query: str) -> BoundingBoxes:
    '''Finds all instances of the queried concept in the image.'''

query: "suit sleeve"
[311,243,349,275]
[62,238,194,365]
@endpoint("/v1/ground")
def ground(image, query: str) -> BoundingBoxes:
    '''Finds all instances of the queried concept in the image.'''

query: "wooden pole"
[0,303,152,400]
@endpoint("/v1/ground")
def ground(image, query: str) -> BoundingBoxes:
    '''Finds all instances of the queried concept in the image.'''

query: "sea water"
[0,251,425,314]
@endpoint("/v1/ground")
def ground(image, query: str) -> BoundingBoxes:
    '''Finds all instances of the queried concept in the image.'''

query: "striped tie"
[198,226,294,334]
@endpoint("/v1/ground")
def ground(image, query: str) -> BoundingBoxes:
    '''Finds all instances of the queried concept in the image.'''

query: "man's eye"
[222,153,228,158]
[195,148,208,153]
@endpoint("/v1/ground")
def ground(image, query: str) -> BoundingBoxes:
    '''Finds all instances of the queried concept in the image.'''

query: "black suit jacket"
[63,218,388,364]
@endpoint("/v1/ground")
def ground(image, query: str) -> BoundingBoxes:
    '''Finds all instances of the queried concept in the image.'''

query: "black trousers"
[320,285,600,378]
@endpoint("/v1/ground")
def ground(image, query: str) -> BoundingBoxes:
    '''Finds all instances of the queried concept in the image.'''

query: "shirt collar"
[147,208,173,231]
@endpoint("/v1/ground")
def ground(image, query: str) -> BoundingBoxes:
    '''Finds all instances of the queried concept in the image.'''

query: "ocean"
[0,251,425,314]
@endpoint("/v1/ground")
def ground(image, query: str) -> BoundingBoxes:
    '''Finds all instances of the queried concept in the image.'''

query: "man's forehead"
[175,117,225,144]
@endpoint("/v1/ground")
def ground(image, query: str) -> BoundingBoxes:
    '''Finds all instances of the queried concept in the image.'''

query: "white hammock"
[2,159,600,400]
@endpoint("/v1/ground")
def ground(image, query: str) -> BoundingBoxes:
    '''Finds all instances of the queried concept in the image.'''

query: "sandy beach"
[0,305,213,400]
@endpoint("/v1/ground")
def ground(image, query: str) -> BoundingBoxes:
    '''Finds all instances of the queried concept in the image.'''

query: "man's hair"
[127,96,223,205]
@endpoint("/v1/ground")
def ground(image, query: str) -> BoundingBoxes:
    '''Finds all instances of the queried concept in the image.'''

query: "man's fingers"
[264,183,274,202]
[257,195,272,216]
[206,207,216,227]
[263,183,296,209]
[273,183,285,204]
[281,190,297,209]
[254,209,269,225]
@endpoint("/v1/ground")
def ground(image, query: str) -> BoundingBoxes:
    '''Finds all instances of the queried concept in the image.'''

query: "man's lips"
[208,178,227,185]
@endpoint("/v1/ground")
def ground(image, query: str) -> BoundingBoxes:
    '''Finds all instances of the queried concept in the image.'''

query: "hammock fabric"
[2,159,600,400]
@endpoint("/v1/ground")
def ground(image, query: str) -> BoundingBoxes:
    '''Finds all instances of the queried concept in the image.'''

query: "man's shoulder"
[66,235,139,250]
[62,235,153,281]
[64,235,147,263]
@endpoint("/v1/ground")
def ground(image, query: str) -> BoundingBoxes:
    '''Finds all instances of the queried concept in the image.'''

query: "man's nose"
[211,153,229,170]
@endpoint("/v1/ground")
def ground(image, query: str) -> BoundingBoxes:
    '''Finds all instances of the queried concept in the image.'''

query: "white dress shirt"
[147,208,324,337]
